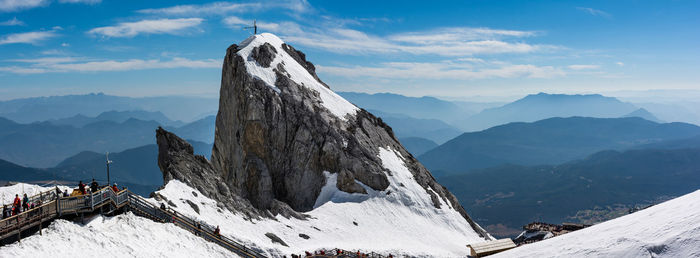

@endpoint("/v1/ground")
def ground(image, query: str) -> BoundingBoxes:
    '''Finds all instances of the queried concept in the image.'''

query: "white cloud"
[0,17,24,26]
[138,0,310,16]
[1,57,220,74]
[0,30,57,45]
[222,16,247,26]
[0,0,48,12]
[48,58,219,71]
[389,27,536,43]
[227,18,554,57]
[577,7,611,17]
[58,0,101,4]
[616,62,624,66]
[318,61,565,80]
[0,66,48,74]
[9,56,78,64]
[88,18,204,38]
[568,64,600,70]
[279,26,549,56]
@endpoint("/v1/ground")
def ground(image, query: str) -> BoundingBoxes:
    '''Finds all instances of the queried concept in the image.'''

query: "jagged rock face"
[211,37,394,212]
[158,33,489,240]
[209,33,482,228]
[156,127,261,218]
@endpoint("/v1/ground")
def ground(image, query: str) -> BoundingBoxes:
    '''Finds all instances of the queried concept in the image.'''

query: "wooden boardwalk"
[0,186,266,258]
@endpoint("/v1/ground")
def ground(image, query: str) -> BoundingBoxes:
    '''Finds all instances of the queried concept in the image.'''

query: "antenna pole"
[244,19,258,35]
[106,152,113,187]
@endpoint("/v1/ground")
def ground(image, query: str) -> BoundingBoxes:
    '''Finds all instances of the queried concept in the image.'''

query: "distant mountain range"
[0,141,212,196]
[49,110,185,127]
[369,110,462,144]
[338,92,496,123]
[623,108,662,123]
[457,93,639,131]
[419,117,700,176]
[438,147,700,238]
[0,93,218,123]
[398,137,438,156]
[0,113,215,167]
[171,115,216,144]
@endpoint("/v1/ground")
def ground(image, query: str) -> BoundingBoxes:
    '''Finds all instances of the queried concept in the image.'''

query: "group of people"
[2,179,127,220]
[2,193,42,219]
[75,179,123,196]
[193,221,221,238]
[291,249,393,258]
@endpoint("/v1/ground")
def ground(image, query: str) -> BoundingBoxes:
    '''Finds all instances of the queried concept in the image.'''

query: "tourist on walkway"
[90,178,99,193]
[13,194,21,215]
[22,194,29,212]
[78,180,86,195]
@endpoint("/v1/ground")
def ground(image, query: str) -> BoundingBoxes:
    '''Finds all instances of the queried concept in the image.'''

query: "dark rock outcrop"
[265,232,289,247]
[250,42,276,68]
[156,127,259,218]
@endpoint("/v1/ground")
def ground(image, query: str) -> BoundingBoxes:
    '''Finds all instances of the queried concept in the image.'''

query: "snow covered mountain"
[494,189,700,257]
[0,33,489,257]
[155,32,491,256]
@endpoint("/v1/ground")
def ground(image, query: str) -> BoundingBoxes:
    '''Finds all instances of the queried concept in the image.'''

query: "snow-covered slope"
[237,33,358,120]
[1,212,232,257]
[152,147,486,257]
[0,183,72,204]
[495,189,700,258]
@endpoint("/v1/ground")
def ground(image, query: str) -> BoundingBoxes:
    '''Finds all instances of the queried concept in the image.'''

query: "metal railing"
[125,193,266,258]
[0,186,267,257]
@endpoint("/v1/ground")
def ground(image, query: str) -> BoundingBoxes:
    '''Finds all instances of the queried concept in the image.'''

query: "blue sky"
[0,0,698,100]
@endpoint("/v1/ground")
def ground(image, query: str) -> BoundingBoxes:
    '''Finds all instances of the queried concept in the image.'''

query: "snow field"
[0,211,234,257]
[494,189,700,258]
[149,147,486,257]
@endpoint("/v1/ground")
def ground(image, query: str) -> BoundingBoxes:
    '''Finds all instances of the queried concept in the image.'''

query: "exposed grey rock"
[156,35,490,240]
[298,233,310,240]
[250,42,276,68]
[156,127,262,219]
[265,232,289,247]
[186,199,200,214]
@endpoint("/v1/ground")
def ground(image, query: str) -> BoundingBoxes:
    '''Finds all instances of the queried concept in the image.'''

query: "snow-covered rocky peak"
[154,33,492,255]
[235,33,358,121]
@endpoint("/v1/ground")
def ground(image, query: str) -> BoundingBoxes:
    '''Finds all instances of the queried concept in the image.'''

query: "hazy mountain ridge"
[622,108,662,123]
[369,109,462,144]
[0,141,211,196]
[398,137,438,156]
[338,92,476,123]
[420,116,700,175]
[0,114,215,168]
[50,110,184,127]
[0,93,218,123]
[457,93,640,131]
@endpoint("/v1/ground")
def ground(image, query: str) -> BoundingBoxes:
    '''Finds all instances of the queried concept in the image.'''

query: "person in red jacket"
[13,194,21,215]
[112,183,119,193]
[78,180,86,195]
